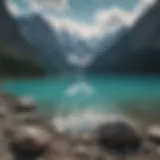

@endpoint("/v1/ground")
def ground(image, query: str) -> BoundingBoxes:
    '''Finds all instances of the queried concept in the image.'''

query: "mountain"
[57,29,94,55]
[17,14,74,73]
[0,0,38,60]
[0,0,48,77]
[88,1,160,74]
[94,27,128,55]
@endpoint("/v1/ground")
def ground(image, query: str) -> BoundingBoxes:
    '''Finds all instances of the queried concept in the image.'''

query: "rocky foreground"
[0,92,160,160]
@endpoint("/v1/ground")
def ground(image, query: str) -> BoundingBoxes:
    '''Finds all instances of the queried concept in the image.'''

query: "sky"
[5,0,157,39]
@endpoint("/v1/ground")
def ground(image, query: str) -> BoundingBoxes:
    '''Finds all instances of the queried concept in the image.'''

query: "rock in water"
[148,126,160,145]
[13,97,36,113]
[9,124,51,155]
[97,120,142,155]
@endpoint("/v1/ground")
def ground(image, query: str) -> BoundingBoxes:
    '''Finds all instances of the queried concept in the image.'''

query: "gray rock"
[9,124,52,154]
[73,144,89,159]
[72,132,96,147]
[96,119,143,154]
[13,97,37,113]
[148,125,160,145]
[14,113,41,125]
[0,107,7,120]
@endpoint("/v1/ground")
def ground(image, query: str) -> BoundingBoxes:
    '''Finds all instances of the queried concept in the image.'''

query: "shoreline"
[0,93,160,159]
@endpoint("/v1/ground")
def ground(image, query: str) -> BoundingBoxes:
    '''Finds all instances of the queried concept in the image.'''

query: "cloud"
[27,0,69,11]
[6,0,69,14]
[7,0,157,39]
[45,7,130,38]
[45,16,100,38]
[95,0,157,27]
[45,0,157,39]
[95,7,131,31]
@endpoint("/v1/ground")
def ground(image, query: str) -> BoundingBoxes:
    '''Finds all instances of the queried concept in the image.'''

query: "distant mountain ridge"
[17,14,77,73]
[0,0,48,78]
[88,1,160,74]
[57,29,96,55]
[17,12,128,73]
[3,0,158,75]
[94,27,128,55]
[0,0,39,61]
[0,0,131,77]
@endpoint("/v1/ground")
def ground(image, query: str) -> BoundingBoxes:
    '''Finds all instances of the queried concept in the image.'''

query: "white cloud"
[45,7,130,38]
[7,0,157,38]
[6,0,69,14]
[45,0,157,39]
[95,0,157,27]
[95,7,131,30]
[45,16,100,38]
[27,0,69,11]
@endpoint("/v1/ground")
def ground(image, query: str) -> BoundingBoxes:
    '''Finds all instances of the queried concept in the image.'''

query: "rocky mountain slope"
[17,14,73,73]
[0,0,56,78]
[88,1,160,74]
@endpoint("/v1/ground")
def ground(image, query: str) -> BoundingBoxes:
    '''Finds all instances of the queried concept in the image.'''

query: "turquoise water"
[3,75,160,131]
[3,75,160,103]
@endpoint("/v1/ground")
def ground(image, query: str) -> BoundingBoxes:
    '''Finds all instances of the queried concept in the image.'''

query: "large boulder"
[9,124,52,156]
[96,119,143,155]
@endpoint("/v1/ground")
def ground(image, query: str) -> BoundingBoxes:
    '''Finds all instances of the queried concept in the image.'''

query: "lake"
[2,75,160,108]
[2,75,160,131]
